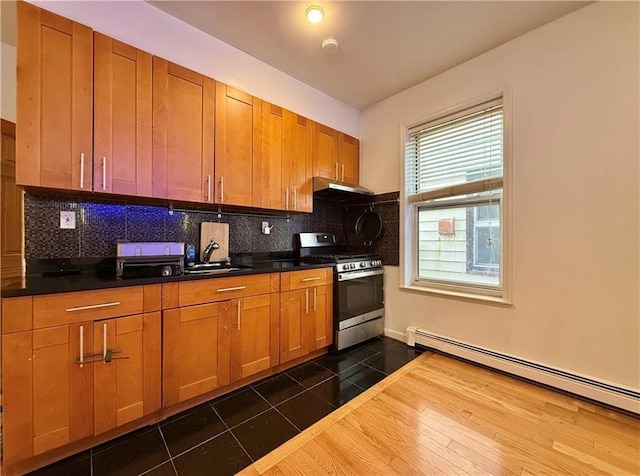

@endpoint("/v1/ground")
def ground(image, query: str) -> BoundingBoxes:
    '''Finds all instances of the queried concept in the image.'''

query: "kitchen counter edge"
[1,263,333,298]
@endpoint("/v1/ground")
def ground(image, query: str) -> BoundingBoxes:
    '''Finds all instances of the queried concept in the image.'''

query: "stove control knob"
[360,261,367,268]
[350,263,356,269]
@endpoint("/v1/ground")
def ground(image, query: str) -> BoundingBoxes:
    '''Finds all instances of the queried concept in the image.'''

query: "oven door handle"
[338,268,384,281]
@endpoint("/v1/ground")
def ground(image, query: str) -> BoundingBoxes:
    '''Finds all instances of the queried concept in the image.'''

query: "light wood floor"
[238,351,640,476]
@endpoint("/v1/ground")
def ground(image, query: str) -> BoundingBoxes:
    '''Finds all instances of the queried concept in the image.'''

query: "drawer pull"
[66,301,120,312]
[237,299,241,330]
[305,289,309,314]
[301,277,321,282]
[313,287,317,311]
[103,323,108,362]
[79,325,84,368]
[216,285,246,293]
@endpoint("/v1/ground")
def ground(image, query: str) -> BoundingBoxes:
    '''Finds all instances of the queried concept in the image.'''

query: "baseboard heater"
[406,326,640,415]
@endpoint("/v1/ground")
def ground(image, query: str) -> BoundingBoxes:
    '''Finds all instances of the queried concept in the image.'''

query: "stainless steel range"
[297,233,385,350]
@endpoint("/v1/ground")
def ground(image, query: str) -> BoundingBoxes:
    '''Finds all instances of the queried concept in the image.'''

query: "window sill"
[399,284,514,307]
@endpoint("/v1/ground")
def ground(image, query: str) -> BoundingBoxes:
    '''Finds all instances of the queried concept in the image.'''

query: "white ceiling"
[147,1,589,110]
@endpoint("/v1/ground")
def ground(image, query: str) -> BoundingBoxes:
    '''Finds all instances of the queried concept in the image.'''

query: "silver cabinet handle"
[341,163,345,182]
[302,277,321,282]
[79,325,84,368]
[285,187,289,210]
[207,174,212,202]
[335,162,339,180]
[80,153,85,189]
[102,323,107,362]
[216,285,246,293]
[66,302,120,312]
[102,157,107,191]
[305,288,309,314]
[220,176,224,202]
[237,299,241,330]
[313,287,317,311]
[292,188,297,210]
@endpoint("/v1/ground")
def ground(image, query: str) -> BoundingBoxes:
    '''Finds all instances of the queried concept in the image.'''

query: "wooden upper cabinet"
[338,133,360,185]
[312,122,338,181]
[16,2,93,191]
[152,58,215,203]
[259,102,287,210]
[285,111,313,213]
[93,33,152,197]
[215,83,260,207]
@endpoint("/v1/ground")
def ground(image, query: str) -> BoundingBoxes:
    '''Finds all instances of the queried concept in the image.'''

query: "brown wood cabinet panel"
[229,293,279,382]
[259,102,287,210]
[152,57,214,203]
[168,273,278,308]
[32,323,94,455]
[2,331,35,464]
[312,122,338,181]
[279,288,308,364]
[285,111,313,213]
[2,295,33,334]
[94,33,152,197]
[281,267,331,291]
[337,132,360,185]
[1,120,23,279]
[16,2,92,191]
[215,83,260,207]
[93,313,161,434]
[280,269,333,364]
[163,303,230,406]
[33,286,145,328]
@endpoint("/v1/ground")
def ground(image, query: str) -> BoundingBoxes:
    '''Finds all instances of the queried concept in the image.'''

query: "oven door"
[336,268,384,330]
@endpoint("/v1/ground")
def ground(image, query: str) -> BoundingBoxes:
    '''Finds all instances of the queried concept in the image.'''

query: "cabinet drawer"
[282,268,332,291]
[33,287,145,328]
[163,273,279,308]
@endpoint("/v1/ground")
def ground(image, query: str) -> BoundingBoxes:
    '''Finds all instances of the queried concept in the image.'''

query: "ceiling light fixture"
[305,5,324,24]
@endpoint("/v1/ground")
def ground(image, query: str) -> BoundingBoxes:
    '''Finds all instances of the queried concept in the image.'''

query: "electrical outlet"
[262,221,271,235]
[60,211,76,229]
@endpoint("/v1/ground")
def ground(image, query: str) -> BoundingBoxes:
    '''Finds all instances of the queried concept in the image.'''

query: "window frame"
[400,91,512,304]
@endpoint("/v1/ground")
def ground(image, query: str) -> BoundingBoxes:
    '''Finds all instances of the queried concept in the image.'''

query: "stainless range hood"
[313,176,375,199]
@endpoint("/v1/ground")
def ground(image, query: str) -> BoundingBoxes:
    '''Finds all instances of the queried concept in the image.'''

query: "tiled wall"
[24,191,400,264]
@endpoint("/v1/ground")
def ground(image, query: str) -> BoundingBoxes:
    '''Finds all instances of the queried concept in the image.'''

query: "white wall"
[361,2,640,391]
[24,0,359,137]
[1,42,16,122]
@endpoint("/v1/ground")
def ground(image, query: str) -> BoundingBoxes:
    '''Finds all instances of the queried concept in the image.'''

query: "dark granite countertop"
[1,261,333,298]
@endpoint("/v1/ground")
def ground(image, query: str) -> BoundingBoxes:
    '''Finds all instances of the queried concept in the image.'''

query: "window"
[405,98,505,297]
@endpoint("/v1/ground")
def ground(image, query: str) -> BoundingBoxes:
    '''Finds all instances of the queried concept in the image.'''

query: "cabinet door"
[16,2,92,191]
[229,294,279,382]
[152,58,214,203]
[338,133,360,185]
[285,111,313,213]
[280,289,308,364]
[94,33,152,197]
[215,83,260,207]
[163,303,230,406]
[312,122,338,181]
[2,324,95,461]
[259,102,287,210]
[309,284,333,351]
[93,313,161,434]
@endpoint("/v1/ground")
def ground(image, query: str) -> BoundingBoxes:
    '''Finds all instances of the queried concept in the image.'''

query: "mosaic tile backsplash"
[24,191,400,265]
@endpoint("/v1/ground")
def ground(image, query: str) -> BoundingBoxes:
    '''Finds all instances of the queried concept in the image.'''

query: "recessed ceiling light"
[306,5,324,24]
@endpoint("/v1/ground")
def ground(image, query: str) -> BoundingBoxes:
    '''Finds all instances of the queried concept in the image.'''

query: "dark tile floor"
[30,336,424,476]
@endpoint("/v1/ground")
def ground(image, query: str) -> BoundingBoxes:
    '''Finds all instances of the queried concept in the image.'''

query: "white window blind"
[406,99,503,203]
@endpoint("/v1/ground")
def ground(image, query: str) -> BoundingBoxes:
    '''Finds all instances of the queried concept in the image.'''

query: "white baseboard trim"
[384,328,406,342]
[406,326,640,415]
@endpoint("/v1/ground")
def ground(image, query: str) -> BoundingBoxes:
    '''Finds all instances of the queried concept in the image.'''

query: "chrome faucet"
[202,239,219,263]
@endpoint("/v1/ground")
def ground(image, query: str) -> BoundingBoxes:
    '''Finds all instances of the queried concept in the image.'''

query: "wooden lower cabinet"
[163,293,279,405]
[163,302,230,406]
[229,293,279,382]
[280,268,333,364]
[1,312,161,465]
